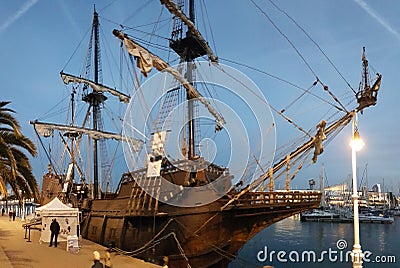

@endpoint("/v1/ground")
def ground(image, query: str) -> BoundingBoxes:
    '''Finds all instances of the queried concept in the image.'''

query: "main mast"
[186,0,196,160]
[82,8,106,199]
[170,0,204,159]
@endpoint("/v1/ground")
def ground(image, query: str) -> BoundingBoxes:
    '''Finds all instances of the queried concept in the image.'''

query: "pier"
[0,215,161,267]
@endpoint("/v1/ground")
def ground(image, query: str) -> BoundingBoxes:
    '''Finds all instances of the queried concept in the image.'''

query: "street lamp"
[350,112,364,268]
[19,190,26,222]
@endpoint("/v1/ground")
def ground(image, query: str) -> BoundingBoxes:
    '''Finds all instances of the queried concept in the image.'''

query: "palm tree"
[0,101,39,202]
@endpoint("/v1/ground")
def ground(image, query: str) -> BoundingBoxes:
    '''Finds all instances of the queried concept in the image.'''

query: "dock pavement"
[0,214,161,268]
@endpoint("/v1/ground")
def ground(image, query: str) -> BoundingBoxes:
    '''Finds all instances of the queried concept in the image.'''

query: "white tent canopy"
[36,197,80,243]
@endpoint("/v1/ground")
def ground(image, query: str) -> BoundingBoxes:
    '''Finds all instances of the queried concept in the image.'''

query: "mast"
[66,89,77,184]
[113,30,224,128]
[93,9,100,199]
[187,0,196,159]
[188,0,195,26]
[161,0,222,158]
[320,164,325,207]
[383,177,386,208]
[161,0,218,62]
[115,0,225,161]
[83,8,106,199]
[170,0,201,159]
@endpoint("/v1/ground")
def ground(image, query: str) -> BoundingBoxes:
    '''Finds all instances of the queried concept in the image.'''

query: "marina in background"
[301,165,399,224]
[230,214,399,268]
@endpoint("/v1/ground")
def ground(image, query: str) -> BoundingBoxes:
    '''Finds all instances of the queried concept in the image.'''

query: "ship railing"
[121,159,230,185]
[232,191,321,207]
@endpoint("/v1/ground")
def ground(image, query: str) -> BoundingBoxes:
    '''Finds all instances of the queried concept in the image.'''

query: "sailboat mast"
[320,164,325,207]
[365,163,369,206]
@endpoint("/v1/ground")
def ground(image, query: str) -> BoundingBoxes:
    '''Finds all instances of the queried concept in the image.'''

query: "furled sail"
[312,120,327,163]
[122,41,153,77]
[31,120,143,152]
[113,29,225,130]
[60,72,130,103]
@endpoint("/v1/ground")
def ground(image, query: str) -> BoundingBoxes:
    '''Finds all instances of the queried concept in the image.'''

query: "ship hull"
[40,165,321,267]
[81,188,321,267]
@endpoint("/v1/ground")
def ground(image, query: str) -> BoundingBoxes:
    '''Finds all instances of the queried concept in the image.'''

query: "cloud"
[0,0,39,34]
[353,0,400,41]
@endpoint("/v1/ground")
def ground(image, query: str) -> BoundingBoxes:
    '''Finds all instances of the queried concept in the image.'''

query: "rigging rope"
[120,0,153,25]
[119,18,172,31]
[192,62,224,122]
[216,64,313,138]
[174,215,274,267]
[319,81,349,113]
[62,27,92,71]
[250,0,318,79]
[274,92,344,163]
[281,80,318,113]
[268,0,356,94]
[126,35,171,52]
[99,25,121,91]
[201,0,218,56]
[249,0,349,113]
[174,216,238,261]
[220,58,342,111]
[149,7,165,47]
[98,0,118,13]
[108,217,191,267]
[117,218,175,255]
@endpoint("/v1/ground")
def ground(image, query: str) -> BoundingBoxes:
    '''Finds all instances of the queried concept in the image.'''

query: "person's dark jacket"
[50,220,60,234]
[92,260,104,268]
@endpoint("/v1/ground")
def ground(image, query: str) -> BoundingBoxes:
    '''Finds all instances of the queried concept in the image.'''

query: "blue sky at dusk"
[1,0,399,193]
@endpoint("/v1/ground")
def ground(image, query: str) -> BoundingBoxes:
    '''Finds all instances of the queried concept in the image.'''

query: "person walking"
[1,207,4,216]
[104,251,112,268]
[12,210,16,221]
[92,251,104,268]
[49,218,60,247]
[162,256,169,268]
[8,210,12,221]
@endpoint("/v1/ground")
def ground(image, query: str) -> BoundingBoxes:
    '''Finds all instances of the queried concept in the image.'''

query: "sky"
[0,0,399,194]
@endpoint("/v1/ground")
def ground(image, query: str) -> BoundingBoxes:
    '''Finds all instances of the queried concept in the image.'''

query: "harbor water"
[229,214,399,268]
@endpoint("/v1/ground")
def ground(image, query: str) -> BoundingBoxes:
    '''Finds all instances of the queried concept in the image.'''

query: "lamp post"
[19,190,25,222]
[350,112,364,268]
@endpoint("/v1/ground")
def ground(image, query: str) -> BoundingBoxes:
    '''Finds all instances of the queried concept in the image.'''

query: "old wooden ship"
[31,1,382,267]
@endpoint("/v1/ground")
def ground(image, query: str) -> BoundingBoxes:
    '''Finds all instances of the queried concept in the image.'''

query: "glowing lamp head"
[350,130,365,151]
